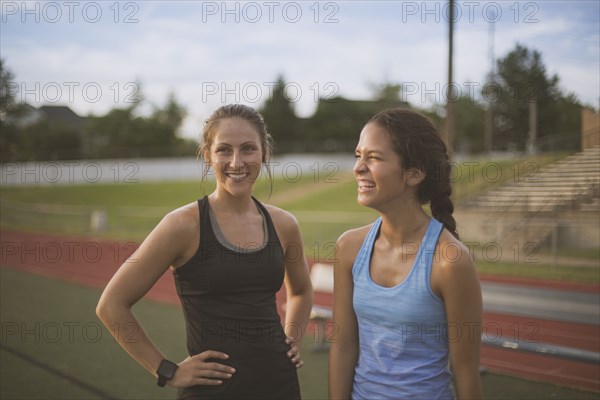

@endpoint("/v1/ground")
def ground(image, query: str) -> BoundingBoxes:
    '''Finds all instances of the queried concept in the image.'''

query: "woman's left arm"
[436,239,483,399]
[271,207,314,367]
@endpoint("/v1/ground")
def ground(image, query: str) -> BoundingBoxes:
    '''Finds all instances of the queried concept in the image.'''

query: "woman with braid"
[329,109,482,399]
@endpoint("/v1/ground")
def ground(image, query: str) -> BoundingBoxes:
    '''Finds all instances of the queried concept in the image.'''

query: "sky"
[1,0,599,140]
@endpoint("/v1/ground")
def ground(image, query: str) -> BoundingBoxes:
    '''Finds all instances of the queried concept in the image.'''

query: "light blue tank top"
[351,217,454,400]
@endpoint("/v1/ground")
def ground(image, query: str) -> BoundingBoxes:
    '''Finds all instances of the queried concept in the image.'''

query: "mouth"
[225,171,250,181]
[357,180,375,191]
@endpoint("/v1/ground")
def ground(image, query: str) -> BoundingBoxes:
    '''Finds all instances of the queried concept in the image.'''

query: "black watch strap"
[156,359,178,387]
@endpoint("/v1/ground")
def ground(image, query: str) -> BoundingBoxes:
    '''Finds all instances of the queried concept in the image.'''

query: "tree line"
[0,65,195,162]
[0,43,586,162]
[261,44,584,154]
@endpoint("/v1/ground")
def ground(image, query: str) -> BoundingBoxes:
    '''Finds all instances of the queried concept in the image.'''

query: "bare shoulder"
[336,224,373,267]
[431,229,480,295]
[337,224,372,249]
[263,203,299,231]
[261,203,302,251]
[162,201,200,237]
[155,201,200,267]
[435,230,475,272]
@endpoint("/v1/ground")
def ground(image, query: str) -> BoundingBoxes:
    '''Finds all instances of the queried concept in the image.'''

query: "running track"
[1,230,598,392]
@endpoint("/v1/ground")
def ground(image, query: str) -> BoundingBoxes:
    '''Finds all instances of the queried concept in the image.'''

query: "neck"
[209,188,256,215]
[377,198,430,246]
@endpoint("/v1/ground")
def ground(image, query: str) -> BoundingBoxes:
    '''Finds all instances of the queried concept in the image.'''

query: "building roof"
[37,105,86,129]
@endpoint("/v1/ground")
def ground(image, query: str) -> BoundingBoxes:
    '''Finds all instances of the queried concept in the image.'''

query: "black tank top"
[172,197,299,400]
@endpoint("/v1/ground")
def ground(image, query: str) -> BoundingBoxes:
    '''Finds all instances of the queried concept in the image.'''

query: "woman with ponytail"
[97,105,312,399]
[329,109,482,399]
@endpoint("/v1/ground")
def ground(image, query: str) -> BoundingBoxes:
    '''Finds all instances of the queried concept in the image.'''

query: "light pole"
[445,0,455,159]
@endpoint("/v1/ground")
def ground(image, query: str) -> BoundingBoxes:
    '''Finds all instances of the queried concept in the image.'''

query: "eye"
[242,145,258,152]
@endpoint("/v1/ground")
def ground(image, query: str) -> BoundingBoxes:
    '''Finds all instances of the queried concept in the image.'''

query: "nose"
[353,156,367,176]
[229,150,242,169]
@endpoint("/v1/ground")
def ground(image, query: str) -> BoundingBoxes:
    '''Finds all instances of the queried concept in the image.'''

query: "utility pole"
[445,0,455,158]
[484,11,495,153]
[527,99,538,154]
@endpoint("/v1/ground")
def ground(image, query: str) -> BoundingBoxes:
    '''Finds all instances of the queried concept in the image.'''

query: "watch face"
[158,360,178,380]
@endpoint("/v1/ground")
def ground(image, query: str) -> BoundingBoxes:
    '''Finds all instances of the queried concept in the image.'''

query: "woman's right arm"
[96,209,235,388]
[328,231,360,399]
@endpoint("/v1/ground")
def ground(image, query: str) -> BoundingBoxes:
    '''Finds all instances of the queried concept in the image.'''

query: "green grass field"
[477,261,599,283]
[2,267,598,400]
[0,154,568,235]
[1,151,598,398]
[0,154,572,237]
[2,152,598,284]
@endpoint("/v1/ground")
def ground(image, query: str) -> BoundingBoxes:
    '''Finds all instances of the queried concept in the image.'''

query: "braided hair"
[368,108,459,239]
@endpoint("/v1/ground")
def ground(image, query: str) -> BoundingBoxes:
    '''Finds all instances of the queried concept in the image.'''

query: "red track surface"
[1,230,598,392]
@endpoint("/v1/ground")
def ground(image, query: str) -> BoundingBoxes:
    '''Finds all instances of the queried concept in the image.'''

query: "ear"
[404,167,426,187]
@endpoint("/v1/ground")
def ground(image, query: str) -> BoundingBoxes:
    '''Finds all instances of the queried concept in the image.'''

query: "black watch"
[156,359,178,387]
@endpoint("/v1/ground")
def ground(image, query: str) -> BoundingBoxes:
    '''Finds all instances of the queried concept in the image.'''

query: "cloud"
[2,1,598,139]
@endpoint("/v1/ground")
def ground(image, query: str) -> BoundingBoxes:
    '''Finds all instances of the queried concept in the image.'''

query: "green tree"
[19,119,81,160]
[1,59,29,162]
[84,91,189,158]
[151,92,186,134]
[1,59,16,121]
[548,92,582,151]
[303,82,412,152]
[306,98,385,152]
[142,92,189,156]
[84,107,137,158]
[371,82,402,104]
[489,44,581,151]
[452,96,485,153]
[259,75,299,149]
[370,81,414,110]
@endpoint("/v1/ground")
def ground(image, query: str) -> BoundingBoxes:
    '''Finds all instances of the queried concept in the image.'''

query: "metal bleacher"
[465,146,600,252]
[468,146,600,213]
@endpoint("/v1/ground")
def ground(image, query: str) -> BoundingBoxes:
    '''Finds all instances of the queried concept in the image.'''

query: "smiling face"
[353,122,424,211]
[205,117,264,198]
